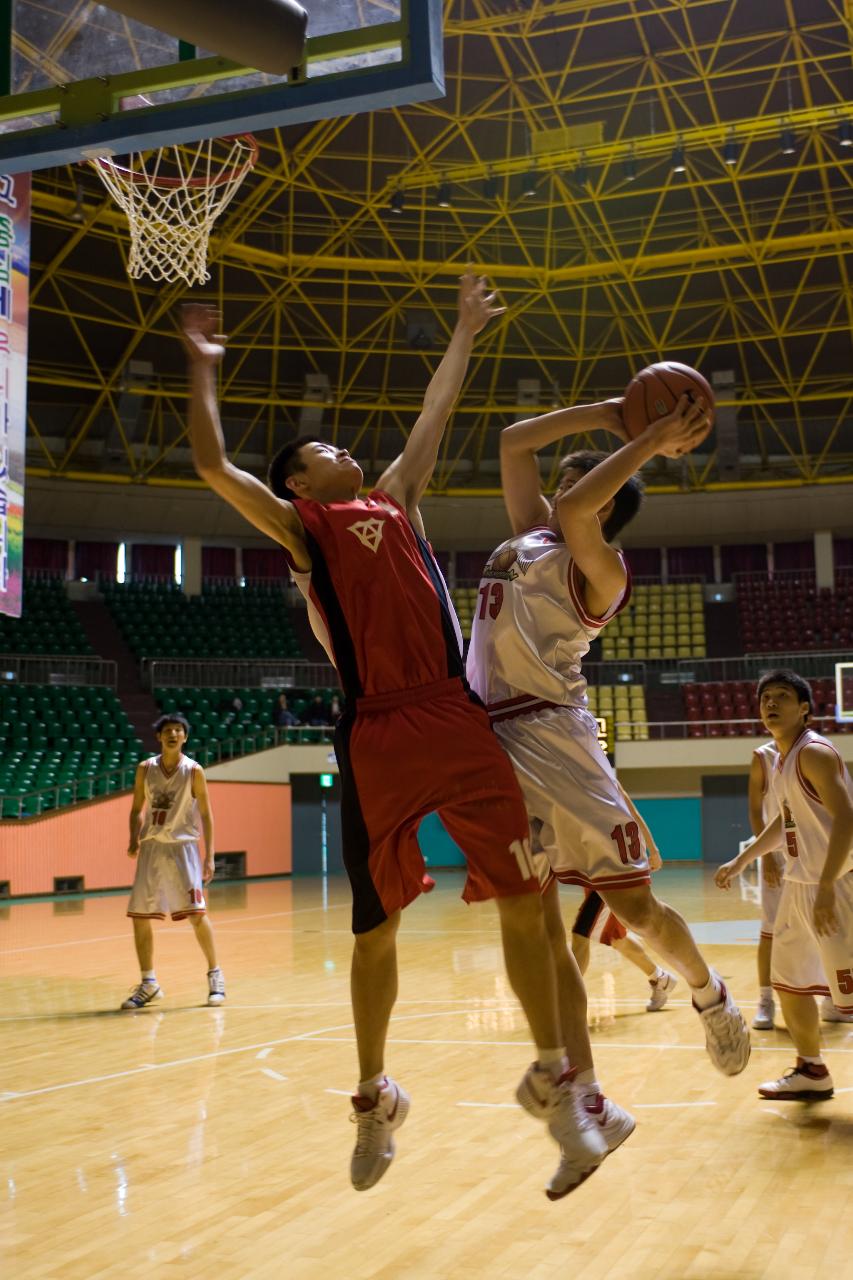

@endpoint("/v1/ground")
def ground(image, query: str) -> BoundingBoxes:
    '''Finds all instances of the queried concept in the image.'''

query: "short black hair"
[153,713,191,736]
[268,435,325,499]
[757,668,813,717]
[558,449,645,541]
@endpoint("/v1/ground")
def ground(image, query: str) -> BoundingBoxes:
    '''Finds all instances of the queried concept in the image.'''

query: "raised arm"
[499,399,625,536]
[376,274,504,516]
[556,395,712,617]
[181,305,310,572]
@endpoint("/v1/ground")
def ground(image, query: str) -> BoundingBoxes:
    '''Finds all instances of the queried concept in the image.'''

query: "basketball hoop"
[90,133,259,285]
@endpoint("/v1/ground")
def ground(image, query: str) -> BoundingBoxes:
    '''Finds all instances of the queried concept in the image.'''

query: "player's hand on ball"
[647,393,712,458]
[714,860,737,890]
[813,882,839,936]
[180,303,227,366]
[761,854,782,888]
[602,397,630,442]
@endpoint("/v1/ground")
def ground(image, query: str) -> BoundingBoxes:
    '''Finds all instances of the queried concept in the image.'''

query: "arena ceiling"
[22,0,853,497]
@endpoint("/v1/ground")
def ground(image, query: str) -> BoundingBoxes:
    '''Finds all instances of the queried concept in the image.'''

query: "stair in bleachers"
[71,599,161,748]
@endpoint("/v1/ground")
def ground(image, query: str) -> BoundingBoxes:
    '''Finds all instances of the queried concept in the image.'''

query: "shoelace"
[350,1106,387,1154]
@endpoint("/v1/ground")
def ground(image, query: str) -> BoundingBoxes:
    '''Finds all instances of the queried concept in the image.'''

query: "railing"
[0,655,117,686]
[583,659,647,687]
[615,716,851,741]
[675,650,850,684]
[0,725,338,819]
[733,568,816,587]
[147,659,338,690]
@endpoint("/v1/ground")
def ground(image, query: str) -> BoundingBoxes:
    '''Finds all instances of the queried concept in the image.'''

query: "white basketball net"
[90,135,258,286]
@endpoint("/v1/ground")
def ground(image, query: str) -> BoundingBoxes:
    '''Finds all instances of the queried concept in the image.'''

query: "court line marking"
[457,1100,717,1110]
[259,1068,288,1082]
[256,1047,273,1059]
[3,1002,851,1103]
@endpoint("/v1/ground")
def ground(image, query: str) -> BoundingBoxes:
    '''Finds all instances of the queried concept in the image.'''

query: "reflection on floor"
[2,865,851,1280]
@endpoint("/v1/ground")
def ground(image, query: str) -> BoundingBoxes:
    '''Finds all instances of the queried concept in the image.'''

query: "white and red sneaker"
[584,1093,636,1154]
[349,1077,410,1190]
[646,971,677,1012]
[820,996,853,1024]
[516,1064,608,1200]
[695,976,751,1075]
[758,1060,833,1101]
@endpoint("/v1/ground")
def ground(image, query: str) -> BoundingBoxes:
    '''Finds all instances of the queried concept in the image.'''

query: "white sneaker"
[695,977,750,1075]
[820,996,853,1024]
[350,1077,410,1191]
[584,1093,636,1154]
[752,994,775,1030]
[207,969,226,1006]
[758,1062,834,1101]
[646,971,677,1012]
[120,982,162,1010]
[516,1065,608,1200]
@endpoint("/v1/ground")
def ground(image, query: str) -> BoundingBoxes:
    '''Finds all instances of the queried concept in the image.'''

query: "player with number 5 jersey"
[468,390,750,1083]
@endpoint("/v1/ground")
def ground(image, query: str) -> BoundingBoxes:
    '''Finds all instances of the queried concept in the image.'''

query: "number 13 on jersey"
[478,581,504,620]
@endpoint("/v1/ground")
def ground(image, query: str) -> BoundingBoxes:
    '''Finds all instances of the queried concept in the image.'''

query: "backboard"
[0,0,443,173]
[835,661,853,722]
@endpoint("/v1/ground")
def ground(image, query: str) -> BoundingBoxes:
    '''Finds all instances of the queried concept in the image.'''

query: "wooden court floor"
[2,865,852,1280]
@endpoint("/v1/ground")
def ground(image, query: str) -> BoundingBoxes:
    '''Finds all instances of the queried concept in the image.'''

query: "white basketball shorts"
[127,839,206,922]
[759,852,786,938]
[494,704,651,891]
[771,874,853,1012]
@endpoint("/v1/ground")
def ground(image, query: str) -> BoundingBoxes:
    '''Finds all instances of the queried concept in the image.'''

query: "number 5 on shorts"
[837,969,853,995]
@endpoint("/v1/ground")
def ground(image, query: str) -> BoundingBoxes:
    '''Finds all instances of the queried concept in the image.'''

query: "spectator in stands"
[218,693,243,722]
[301,694,332,727]
[272,693,298,728]
[329,694,343,723]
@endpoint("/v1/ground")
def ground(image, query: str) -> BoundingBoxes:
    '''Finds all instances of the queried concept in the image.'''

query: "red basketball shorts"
[335,677,538,934]
[571,887,628,947]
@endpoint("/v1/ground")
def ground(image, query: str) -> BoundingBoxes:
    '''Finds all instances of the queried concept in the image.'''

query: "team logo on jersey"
[486,538,547,579]
[150,790,173,811]
[348,518,385,552]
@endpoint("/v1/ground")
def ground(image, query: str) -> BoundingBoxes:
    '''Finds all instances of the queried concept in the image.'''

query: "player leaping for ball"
[716,669,853,1101]
[467,391,751,1109]
[181,279,616,1200]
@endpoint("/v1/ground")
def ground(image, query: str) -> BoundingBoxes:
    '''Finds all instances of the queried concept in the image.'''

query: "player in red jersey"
[182,280,610,1199]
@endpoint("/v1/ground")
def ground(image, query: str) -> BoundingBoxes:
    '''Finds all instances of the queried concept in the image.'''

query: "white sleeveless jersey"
[466,527,630,715]
[770,729,853,884]
[139,754,201,845]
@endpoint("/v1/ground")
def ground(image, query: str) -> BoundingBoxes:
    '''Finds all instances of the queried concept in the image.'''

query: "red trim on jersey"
[795,734,845,804]
[795,753,822,803]
[772,981,831,996]
[489,698,562,724]
[759,930,774,940]
[753,748,769,795]
[127,912,167,920]
[554,868,652,891]
[369,487,407,517]
[488,693,544,712]
[172,909,206,921]
[567,555,632,629]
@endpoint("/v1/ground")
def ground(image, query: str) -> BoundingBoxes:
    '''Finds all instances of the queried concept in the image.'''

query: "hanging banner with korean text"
[0,172,30,618]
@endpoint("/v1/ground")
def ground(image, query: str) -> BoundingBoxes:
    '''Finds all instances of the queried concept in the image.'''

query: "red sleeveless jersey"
[291,489,464,699]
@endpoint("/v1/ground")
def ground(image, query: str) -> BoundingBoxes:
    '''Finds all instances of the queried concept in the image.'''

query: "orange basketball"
[621,362,715,440]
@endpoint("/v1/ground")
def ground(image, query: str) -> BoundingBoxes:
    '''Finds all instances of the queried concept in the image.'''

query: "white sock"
[649,966,665,985]
[357,1073,385,1101]
[537,1048,569,1080]
[208,967,221,975]
[142,971,156,984]
[759,986,773,1001]
[801,1055,824,1068]
[691,972,723,1011]
[574,1067,600,1099]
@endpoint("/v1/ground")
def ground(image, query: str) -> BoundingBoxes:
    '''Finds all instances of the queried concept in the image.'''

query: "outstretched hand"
[714,860,738,890]
[457,271,506,336]
[645,393,712,458]
[180,303,227,367]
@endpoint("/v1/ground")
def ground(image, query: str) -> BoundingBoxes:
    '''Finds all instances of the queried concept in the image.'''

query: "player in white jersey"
[716,670,853,1100]
[748,742,786,1029]
[468,391,751,1082]
[121,714,226,1010]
